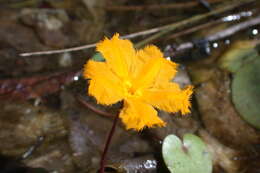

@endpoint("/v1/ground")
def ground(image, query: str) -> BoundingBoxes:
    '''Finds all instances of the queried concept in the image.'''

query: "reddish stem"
[99,113,119,173]
[77,95,114,118]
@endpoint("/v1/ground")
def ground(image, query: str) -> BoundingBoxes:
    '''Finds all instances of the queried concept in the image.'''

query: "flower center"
[123,80,142,98]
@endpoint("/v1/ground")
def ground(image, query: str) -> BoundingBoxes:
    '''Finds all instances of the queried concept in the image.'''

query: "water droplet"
[232,156,239,161]
[224,39,231,45]
[252,29,258,35]
[34,98,41,106]
[144,160,157,169]
[212,42,218,48]
[205,46,211,55]
[73,76,79,81]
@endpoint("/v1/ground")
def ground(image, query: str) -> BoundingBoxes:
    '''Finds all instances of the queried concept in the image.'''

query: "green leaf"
[162,134,212,173]
[219,41,259,73]
[232,57,260,129]
[92,53,105,62]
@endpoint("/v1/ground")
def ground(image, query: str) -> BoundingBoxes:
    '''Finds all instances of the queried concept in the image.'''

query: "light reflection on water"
[252,28,258,35]
[222,11,253,22]
[143,159,157,169]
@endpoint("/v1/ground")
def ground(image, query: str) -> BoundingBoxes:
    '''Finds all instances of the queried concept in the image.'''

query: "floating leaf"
[162,134,212,173]
[92,52,105,62]
[232,57,260,129]
[219,41,259,73]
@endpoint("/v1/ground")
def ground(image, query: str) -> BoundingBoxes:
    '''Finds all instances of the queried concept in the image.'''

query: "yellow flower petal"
[156,59,178,87]
[137,45,178,87]
[119,98,165,131]
[137,45,164,62]
[133,55,163,90]
[96,33,136,79]
[134,45,178,90]
[84,60,124,105]
[142,84,193,114]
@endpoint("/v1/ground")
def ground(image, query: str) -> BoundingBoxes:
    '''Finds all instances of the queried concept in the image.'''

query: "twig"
[167,19,222,40]
[171,15,260,54]
[20,43,96,57]
[167,9,257,40]
[19,29,162,57]
[21,16,207,57]
[135,0,255,48]
[207,16,260,41]
[105,0,224,11]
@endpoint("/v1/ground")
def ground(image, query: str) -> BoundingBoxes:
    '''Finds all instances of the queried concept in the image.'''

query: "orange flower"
[84,34,193,131]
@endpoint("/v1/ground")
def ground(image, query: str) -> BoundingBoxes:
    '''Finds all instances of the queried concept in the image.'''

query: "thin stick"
[17,16,219,57]
[148,9,257,41]
[19,29,161,57]
[20,43,96,57]
[105,0,224,11]
[135,0,255,48]
[99,113,119,173]
[171,15,260,54]
[207,16,260,41]
[167,19,222,40]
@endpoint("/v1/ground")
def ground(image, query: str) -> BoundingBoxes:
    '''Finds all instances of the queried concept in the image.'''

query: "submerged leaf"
[162,134,212,173]
[232,57,260,129]
[219,41,259,73]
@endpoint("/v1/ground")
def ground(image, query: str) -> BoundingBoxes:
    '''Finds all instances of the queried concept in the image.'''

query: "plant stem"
[99,113,119,173]
[77,95,114,118]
